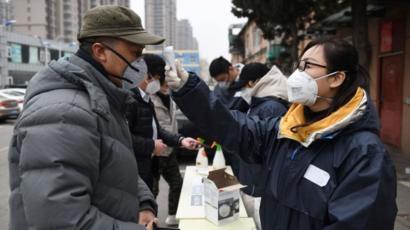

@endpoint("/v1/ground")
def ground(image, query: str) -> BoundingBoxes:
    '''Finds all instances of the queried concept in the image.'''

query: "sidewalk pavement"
[388,146,410,230]
[389,146,410,180]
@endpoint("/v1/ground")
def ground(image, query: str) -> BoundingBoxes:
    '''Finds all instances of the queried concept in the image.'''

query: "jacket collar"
[137,88,151,103]
[76,48,108,77]
[44,53,131,117]
[278,87,367,147]
[72,51,132,114]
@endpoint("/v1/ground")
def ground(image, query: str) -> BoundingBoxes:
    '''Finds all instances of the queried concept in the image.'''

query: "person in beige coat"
[149,56,184,226]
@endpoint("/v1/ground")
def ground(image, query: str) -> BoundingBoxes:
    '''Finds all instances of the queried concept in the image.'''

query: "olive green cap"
[78,5,165,45]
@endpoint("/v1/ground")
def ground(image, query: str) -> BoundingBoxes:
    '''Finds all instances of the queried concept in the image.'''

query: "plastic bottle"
[212,142,226,170]
[196,138,209,173]
[163,46,176,71]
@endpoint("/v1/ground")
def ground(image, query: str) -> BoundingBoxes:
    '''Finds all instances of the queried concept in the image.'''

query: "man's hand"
[181,137,199,150]
[165,60,189,91]
[153,139,167,156]
[139,210,157,226]
[145,220,154,230]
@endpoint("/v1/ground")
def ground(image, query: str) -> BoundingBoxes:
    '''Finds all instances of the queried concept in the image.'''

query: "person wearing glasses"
[164,37,397,230]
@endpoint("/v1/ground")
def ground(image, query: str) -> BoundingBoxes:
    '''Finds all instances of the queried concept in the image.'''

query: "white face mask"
[218,81,230,88]
[240,87,253,104]
[287,70,337,106]
[122,59,147,90]
[145,79,161,95]
[100,43,147,90]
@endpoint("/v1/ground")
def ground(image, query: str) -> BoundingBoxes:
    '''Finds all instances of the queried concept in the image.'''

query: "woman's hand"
[165,60,189,91]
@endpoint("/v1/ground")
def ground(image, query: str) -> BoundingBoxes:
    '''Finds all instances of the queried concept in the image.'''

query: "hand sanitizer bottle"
[212,142,226,170]
[196,138,209,174]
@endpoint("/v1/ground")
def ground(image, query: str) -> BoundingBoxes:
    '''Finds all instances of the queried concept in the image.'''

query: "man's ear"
[228,65,237,80]
[91,43,107,63]
[247,80,256,88]
[329,71,346,88]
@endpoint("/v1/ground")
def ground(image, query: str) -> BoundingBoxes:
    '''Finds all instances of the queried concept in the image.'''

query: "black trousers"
[152,151,183,215]
[136,156,154,192]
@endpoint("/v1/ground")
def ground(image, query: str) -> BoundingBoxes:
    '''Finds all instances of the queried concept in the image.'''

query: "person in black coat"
[227,63,283,176]
[165,37,397,230]
[177,56,242,157]
[125,54,198,191]
[209,56,241,108]
[229,62,268,113]
[234,64,290,196]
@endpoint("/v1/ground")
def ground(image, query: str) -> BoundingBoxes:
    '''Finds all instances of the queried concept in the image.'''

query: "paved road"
[0,120,15,230]
[0,119,409,229]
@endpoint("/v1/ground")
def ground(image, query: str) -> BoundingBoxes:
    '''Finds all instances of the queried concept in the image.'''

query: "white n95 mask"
[145,79,161,95]
[218,81,230,88]
[287,70,337,106]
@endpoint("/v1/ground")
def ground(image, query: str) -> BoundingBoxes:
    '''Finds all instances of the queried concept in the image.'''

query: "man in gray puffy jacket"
[8,5,164,230]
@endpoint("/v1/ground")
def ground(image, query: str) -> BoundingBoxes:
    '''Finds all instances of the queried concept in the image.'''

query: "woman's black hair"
[291,36,370,132]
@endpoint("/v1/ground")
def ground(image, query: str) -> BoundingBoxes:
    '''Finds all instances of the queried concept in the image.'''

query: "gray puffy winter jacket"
[8,53,157,230]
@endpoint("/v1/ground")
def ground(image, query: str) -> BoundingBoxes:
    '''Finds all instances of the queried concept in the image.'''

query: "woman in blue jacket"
[165,37,397,230]
[229,63,290,195]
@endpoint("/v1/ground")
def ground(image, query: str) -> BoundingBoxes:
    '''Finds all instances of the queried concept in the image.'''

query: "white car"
[0,88,26,111]
[0,95,20,121]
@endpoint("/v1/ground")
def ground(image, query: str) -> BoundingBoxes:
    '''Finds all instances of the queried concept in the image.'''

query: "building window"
[8,43,22,63]
[21,45,30,64]
[62,52,73,58]
[27,0,30,3]
[50,49,59,61]
[27,16,31,22]
[27,7,31,13]
[29,46,39,64]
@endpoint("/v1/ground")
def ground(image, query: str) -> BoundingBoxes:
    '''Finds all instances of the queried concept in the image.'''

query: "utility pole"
[0,25,7,88]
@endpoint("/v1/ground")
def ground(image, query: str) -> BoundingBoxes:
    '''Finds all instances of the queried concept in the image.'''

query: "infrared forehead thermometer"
[163,46,176,71]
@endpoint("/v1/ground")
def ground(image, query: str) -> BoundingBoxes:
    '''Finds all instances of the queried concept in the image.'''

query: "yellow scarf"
[278,88,366,146]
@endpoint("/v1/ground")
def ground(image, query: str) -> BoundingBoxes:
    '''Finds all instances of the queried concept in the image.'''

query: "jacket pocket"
[279,163,336,221]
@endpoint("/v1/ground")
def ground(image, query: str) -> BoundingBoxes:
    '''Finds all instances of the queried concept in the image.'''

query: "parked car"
[0,88,26,111]
[0,95,20,121]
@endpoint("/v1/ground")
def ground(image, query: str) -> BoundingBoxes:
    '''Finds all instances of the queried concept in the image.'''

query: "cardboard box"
[203,168,245,225]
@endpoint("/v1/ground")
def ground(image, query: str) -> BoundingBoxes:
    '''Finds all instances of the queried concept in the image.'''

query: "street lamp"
[4,19,16,27]
[0,20,16,88]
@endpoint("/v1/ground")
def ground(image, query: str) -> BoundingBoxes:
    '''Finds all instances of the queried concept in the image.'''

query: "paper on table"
[191,175,204,206]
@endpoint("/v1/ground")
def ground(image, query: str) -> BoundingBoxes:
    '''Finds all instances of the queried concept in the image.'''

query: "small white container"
[212,143,226,170]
